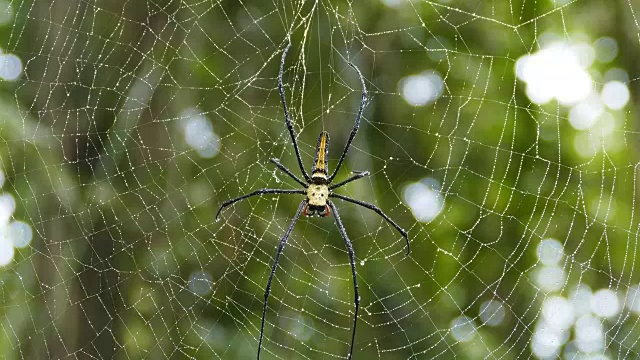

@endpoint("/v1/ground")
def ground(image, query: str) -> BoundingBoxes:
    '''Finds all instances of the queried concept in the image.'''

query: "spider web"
[1,0,640,358]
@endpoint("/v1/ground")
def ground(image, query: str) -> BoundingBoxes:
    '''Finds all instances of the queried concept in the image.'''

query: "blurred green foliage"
[1,0,639,359]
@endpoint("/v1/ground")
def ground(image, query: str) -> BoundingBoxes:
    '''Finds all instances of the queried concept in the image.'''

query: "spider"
[216,42,410,360]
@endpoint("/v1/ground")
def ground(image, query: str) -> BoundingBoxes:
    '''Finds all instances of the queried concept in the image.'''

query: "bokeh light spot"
[400,71,444,106]
[288,315,314,341]
[189,271,214,295]
[604,68,628,83]
[9,221,33,248]
[590,289,620,318]
[535,265,566,292]
[479,300,505,326]
[626,285,640,314]
[574,315,604,353]
[542,296,574,330]
[531,326,563,358]
[593,37,618,63]
[0,53,22,81]
[515,40,593,106]
[569,92,604,130]
[0,237,14,266]
[0,193,16,225]
[537,238,564,265]
[403,178,444,222]
[450,316,476,342]
[569,285,593,317]
[600,81,629,110]
[181,108,221,158]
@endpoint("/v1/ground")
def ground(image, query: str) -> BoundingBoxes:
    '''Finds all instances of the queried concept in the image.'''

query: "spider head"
[303,203,331,217]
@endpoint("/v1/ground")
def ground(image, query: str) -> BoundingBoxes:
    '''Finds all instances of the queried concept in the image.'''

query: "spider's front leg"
[270,158,307,187]
[278,42,311,182]
[329,171,370,190]
[216,188,305,221]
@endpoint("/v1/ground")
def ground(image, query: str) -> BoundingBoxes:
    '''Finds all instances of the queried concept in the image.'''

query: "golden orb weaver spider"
[216,42,410,360]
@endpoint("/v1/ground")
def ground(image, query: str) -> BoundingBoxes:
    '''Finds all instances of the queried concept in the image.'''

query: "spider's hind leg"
[329,193,410,255]
[258,200,307,359]
[328,201,359,360]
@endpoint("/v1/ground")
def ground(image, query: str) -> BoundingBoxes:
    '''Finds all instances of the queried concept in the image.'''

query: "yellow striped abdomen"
[312,131,329,179]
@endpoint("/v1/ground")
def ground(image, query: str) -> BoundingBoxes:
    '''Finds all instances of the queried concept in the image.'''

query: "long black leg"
[329,171,370,190]
[279,42,311,182]
[328,201,360,360]
[330,193,410,255]
[270,158,307,188]
[216,189,305,221]
[258,200,306,359]
[329,62,367,182]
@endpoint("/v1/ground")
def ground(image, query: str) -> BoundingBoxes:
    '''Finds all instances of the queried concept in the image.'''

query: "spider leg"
[216,189,305,221]
[329,193,410,255]
[258,200,306,359]
[329,62,367,182]
[279,42,311,182]
[328,201,359,360]
[329,171,370,190]
[270,158,307,187]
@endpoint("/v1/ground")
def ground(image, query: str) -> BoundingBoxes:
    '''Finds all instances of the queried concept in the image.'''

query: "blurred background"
[1,0,640,358]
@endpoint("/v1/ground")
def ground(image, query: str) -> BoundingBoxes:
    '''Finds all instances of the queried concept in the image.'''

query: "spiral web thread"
[1,0,640,359]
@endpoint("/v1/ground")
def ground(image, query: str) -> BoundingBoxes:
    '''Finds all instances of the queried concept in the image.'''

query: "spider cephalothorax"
[216,41,410,360]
